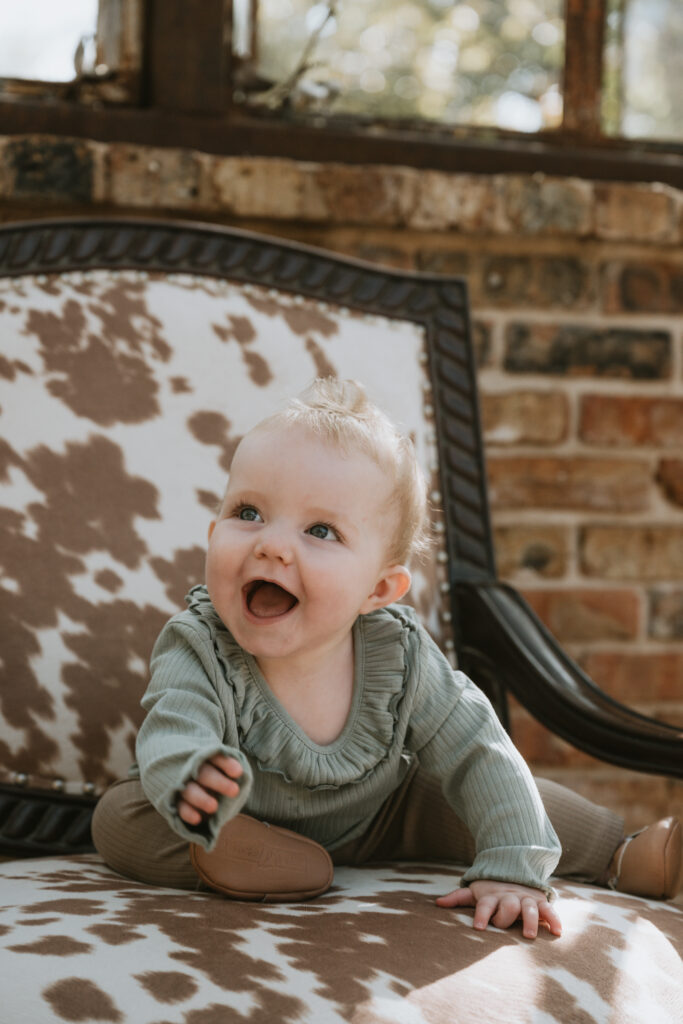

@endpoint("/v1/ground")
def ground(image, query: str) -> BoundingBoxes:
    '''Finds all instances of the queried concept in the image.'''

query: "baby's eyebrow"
[224,487,264,504]
[306,506,346,523]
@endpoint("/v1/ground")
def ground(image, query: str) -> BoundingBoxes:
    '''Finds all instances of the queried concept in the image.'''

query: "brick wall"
[1,135,681,831]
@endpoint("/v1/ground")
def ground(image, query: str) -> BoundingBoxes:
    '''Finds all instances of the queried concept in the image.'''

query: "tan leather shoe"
[190,814,334,902]
[607,817,682,900]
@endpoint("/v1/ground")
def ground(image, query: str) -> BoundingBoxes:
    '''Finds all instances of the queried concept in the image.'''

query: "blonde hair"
[257,378,431,566]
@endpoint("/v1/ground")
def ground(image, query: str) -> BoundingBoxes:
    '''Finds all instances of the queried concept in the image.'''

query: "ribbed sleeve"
[407,632,561,897]
[135,619,253,849]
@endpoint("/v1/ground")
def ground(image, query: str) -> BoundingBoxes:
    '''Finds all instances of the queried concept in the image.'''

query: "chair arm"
[453,580,683,779]
[0,786,96,858]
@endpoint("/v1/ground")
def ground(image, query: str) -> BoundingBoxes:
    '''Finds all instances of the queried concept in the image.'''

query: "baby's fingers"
[177,797,204,826]
[209,754,243,780]
[181,780,219,815]
[491,895,525,932]
[472,896,499,931]
[539,901,563,937]
[435,887,498,930]
[435,887,476,908]
[197,762,240,798]
[518,899,562,939]
[519,898,540,939]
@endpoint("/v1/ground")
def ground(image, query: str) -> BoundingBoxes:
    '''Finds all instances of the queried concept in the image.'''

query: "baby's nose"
[254,528,294,564]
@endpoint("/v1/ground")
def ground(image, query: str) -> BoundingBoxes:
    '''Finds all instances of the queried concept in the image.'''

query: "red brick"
[482,391,568,445]
[579,395,683,448]
[594,183,678,243]
[657,458,683,507]
[471,254,595,310]
[410,172,503,232]
[579,651,683,703]
[602,260,683,314]
[503,176,592,236]
[522,588,640,643]
[649,587,683,640]
[108,144,203,209]
[8,137,95,204]
[494,525,569,579]
[315,164,416,226]
[504,322,671,379]
[487,457,651,511]
[580,525,683,580]
[209,157,327,220]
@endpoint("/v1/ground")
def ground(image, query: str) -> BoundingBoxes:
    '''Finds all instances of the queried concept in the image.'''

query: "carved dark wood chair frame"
[1,217,681,859]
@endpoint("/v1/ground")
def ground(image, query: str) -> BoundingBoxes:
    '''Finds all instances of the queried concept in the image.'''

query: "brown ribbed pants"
[92,768,624,892]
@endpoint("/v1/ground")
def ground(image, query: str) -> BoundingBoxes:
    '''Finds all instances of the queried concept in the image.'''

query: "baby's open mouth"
[245,580,298,619]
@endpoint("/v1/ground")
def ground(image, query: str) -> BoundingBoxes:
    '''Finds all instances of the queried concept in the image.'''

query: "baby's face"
[206,423,408,673]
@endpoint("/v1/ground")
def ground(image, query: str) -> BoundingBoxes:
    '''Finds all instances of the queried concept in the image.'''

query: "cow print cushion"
[0,855,681,1023]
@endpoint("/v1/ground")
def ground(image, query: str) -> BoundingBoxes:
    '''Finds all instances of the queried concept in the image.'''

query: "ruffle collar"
[185,585,411,790]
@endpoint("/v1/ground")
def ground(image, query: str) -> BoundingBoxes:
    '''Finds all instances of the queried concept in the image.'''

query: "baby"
[93,379,682,937]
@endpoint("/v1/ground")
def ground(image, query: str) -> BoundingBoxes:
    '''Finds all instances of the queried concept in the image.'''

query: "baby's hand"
[436,880,562,939]
[177,754,243,826]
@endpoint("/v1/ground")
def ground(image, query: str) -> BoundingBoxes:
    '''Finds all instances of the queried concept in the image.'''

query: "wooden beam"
[145,0,229,114]
[0,99,680,187]
[563,0,608,138]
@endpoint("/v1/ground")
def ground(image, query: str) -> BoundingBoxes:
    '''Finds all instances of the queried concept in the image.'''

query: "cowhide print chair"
[0,218,681,1024]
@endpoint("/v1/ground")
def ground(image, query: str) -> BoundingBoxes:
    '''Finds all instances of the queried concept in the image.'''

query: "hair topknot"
[290,378,379,433]
[258,378,431,566]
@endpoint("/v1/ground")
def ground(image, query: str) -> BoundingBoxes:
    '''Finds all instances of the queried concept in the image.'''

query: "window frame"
[0,0,680,188]
[0,0,144,106]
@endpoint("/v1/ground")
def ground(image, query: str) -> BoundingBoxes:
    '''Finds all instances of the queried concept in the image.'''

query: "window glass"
[603,0,682,141]
[0,0,98,82]
[239,0,565,133]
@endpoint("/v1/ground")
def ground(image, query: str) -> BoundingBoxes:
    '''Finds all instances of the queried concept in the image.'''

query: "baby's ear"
[208,520,216,541]
[360,565,412,613]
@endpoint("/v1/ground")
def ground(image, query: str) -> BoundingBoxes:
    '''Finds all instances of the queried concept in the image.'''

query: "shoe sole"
[190,814,334,902]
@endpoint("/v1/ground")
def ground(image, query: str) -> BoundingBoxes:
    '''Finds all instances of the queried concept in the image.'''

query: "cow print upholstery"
[0,856,681,1023]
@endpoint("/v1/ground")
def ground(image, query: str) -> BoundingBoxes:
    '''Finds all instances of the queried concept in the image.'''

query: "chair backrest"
[0,218,495,843]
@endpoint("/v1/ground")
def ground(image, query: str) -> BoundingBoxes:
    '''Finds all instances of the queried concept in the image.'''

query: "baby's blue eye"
[308,523,338,541]
[237,506,261,522]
